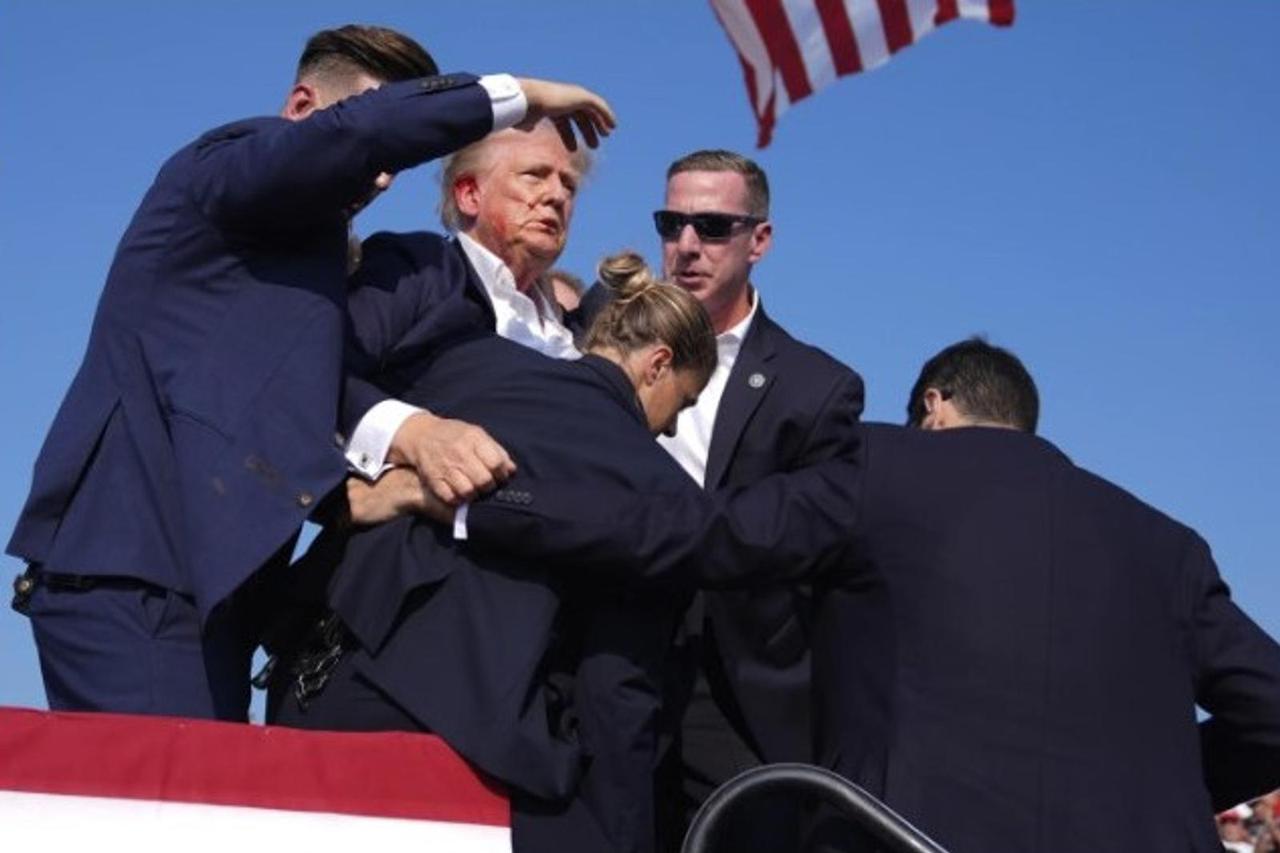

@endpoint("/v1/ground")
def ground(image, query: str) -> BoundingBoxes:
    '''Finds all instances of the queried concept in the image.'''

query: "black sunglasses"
[653,210,764,241]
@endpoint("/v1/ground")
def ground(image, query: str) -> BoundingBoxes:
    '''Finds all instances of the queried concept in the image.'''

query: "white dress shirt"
[658,291,760,486]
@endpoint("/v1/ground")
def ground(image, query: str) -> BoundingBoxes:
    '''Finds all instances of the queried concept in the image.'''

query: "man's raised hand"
[516,78,616,151]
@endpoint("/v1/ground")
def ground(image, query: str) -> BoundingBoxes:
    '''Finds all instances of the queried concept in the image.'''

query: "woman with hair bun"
[273,251,856,853]
[582,250,717,435]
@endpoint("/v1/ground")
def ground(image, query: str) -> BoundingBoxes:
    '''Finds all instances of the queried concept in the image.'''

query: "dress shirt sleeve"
[478,74,528,130]
[346,399,423,480]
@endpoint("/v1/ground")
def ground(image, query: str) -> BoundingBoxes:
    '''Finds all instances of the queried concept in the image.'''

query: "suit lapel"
[451,238,498,326]
[705,309,779,489]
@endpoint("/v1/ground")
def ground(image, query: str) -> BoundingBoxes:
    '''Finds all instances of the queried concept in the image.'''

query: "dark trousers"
[19,539,296,721]
[19,562,276,722]
[659,651,803,852]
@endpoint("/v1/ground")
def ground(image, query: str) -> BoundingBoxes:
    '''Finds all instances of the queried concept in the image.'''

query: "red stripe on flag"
[745,0,813,102]
[0,707,510,826]
[741,54,778,148]
[814,0,863,75]
[936,0,960,25]
[988,0,1015,25]
[876,0,916,54]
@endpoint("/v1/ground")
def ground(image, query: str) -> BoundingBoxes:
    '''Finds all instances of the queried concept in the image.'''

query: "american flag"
[710,0,1015,146]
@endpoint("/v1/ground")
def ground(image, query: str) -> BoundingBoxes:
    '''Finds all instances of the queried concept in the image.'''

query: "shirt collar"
[456,232,562,323]
[717,287,760,364]
[456,232,517,295]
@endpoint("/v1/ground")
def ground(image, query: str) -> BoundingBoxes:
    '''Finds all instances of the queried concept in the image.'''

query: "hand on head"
[515,78,616,150]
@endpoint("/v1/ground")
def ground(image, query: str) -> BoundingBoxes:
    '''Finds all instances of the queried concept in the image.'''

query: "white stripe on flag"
[0,791,512,853]
[714,0,779,118]
[782,0,838,93]
[958,0,995,22]
[775,71,793,118]
[905,0,941,40]
[843,0,892,72]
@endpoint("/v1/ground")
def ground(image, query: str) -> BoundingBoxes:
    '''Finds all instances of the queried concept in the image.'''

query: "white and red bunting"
[0,706,511,852]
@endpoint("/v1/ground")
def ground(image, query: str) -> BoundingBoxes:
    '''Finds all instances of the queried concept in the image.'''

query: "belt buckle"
[11,568,36,614]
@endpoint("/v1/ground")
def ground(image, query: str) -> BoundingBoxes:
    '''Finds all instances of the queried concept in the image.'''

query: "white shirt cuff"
[453,503,470,541]
[346,399,423,480]
[479,74,528,131]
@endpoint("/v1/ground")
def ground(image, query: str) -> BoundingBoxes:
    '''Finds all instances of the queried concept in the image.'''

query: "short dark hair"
[297,25,437,85]
[907,337,1040,433]
[666,149,770,218]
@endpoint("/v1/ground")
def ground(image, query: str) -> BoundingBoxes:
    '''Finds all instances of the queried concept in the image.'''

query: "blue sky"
[1,2,1276,710]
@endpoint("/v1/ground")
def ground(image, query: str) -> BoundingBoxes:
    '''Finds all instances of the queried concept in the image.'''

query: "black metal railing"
[681,763,951,853]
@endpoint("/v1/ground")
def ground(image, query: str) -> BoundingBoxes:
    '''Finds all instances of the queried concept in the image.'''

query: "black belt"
[11,566,151,613]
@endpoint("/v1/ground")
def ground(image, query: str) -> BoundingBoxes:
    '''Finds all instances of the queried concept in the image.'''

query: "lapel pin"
[748,372,767,389]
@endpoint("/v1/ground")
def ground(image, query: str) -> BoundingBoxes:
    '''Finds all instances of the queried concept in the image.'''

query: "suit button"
[297,492,314,509]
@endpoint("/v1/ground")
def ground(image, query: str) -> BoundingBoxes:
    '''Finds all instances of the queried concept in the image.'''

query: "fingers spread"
[573,112,599,149]
[554,116,578,152]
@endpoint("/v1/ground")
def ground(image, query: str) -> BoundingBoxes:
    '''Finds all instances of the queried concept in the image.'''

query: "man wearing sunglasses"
[650,150,865,851]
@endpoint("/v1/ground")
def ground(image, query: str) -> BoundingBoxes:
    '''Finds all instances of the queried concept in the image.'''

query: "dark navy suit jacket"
[340,230,497,429]
[811,423,1280,852]
[7,76,493,617]
[298,332,860,838]
[691,309,864,766]
[572,291,865,780]
[315,342,686,800]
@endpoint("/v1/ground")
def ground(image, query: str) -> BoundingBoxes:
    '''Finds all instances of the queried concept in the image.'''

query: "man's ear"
[921,388,946,430]
[644,345,674,385]
[282,82,320,121]
[454,175,481,219]
[747,220,773,264]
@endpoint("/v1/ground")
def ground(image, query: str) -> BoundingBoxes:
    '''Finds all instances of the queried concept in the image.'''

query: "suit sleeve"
[190,76,492,232]
[1189,534,1280,809]
[464,456,862,589]
[337,233,482,433]
[794,368,865,466]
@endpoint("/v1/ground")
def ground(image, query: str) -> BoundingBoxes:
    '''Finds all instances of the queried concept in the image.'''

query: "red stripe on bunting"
[815,0,863,75]
[0,707,510,826]
[876,0,916,54]
[746,0,813,102]
[935,0,960,25]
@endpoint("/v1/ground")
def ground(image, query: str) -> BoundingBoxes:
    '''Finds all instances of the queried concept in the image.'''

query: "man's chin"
[673,274,708,293]
[525,238,566,261]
